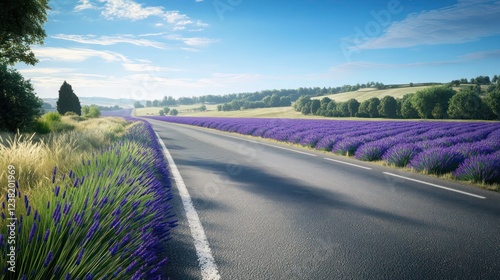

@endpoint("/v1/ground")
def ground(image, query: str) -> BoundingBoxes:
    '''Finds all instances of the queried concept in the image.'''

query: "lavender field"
[148,116,500,185]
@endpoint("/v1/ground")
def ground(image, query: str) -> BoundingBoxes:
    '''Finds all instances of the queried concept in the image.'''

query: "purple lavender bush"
[146,116,500,183]
[453,152,500,184]
[0,120,176,279]
[383,144,422,167]
[409,148,465,175]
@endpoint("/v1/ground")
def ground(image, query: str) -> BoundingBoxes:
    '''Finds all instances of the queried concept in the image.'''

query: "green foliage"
[39,112,74,133]
[400,93,419,119]
[447,89,483,119]
[367,97,380,118]
[378,96,398,118]
[159,109,165,116]
[169,109,179,116]
[43,111,61,123]
[412,86,456,119]
[346,98,360,117]
[163,107,170,114]
[82,105,101,118]
[0,0,50,65]
[485,89,500,119]
[56,81,81,116]
[32,119,51,134]
[358,100,370,118]
[133,101,144,108]
[310,100,321,115]
[0,64,43,132]
[337,102,349,117]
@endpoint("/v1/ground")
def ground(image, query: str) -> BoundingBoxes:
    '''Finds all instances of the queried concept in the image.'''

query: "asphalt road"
[145,118,500,280]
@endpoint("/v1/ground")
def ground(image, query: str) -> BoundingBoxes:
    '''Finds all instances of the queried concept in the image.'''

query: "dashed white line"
[383,172,486,199]
[324,158,372,170]
[257,142,317,157]
[156,132,221,280]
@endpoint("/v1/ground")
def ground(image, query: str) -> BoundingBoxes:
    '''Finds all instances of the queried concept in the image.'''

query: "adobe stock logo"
[213,0,244,20]
[340,0,407,61]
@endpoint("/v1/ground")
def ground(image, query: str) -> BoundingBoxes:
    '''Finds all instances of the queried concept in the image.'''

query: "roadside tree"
[57,81,81,116]
[0,0,50,65]
[0,64,43,131]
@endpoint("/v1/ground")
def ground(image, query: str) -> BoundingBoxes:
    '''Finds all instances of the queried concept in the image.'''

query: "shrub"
[453,153,500,184]
[383,144,422,167]
[159,109,164,116]
[64,111,78,116]
[355,139,396,161]
[332,138,365,156]
[32,119,51,134]
[43,111,62,123]
[409,148,464,175]
[0,121,176,279]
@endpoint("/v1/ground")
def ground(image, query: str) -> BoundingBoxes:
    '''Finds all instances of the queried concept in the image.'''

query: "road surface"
[145,118,500,280]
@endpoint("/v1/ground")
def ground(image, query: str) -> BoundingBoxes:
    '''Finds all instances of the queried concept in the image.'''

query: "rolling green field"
[134,84,493,119]
[311,86,431,102]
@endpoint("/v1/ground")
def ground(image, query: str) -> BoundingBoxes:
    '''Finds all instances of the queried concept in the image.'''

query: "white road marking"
[256,142,317,157]
[156,132,221,280]
[324,158,372,170]
[383,172,486,199]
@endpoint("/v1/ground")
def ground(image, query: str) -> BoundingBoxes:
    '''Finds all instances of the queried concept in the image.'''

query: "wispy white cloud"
[122,62,181,72]
[32,47,129,62]
[52,34,168,49]
[460,49,500,60]
[74,0,208,30]
[74,0,96,12]
[167,35,218,48]
[101,0,164,20]
[345,0,500,50]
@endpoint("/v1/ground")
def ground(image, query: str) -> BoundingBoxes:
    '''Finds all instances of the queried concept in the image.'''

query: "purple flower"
[43,251,53,267]
[73,178,79,188]
[44,229,50,242]
[28,222,37,243]
[76,248,84,265]
[126,260,138,273]
[55,186,60,196]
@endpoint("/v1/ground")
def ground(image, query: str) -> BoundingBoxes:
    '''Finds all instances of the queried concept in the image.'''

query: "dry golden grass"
[0,117,131,192]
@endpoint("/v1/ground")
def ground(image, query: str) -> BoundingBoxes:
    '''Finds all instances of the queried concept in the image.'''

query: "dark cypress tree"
[57,81,81,115]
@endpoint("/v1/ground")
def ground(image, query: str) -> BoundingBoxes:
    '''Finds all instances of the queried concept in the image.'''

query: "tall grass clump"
[0,118,131,191]
[0,120,176,279]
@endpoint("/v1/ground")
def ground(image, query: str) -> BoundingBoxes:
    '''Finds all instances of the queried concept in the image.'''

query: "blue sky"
[15,0,500,99]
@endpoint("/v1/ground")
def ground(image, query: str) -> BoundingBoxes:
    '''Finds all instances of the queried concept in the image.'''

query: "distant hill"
[311,86,432,103]
[43,97,140,109]
[311,84,490,103]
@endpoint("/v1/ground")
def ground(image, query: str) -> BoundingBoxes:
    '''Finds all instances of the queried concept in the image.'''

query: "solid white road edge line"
[383,172,486,199]
[324,158,372,170]
[155,132,221,280]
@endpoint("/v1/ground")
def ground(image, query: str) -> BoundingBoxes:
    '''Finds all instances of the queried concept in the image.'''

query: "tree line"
[294,85,500,120]
[135,82,390,108]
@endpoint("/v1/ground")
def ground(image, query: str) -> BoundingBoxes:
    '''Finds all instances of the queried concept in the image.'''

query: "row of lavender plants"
[148,116,500,184]
[0,120,176,279]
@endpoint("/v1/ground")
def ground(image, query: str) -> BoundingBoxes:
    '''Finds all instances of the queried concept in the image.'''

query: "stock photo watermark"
[340,0,410,61]
[6,165,17,273]
[213,0,244,20]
